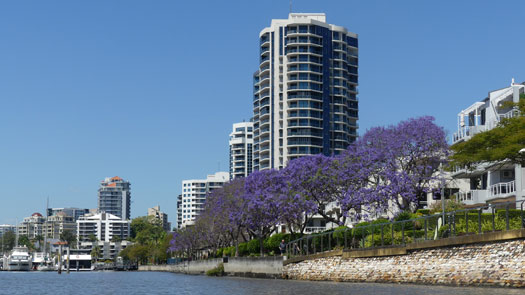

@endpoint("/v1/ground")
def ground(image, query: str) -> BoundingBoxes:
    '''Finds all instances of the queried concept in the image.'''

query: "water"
[0,272,523,295]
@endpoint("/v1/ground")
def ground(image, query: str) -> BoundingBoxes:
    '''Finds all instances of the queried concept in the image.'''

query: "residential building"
[252,13,359,171]
[43,212,76,239]
[452,79,525,206]
[77,240,132,260]
[229,121,254,179]
[0,224,15,238]
[147,206,171,232]
[17,212,76,240]
[76,212,131,244]
[179,172,229,228]
[176,194,182,229]
[17,213,45,239]
[47,207,90,221]
[98,176,131,220]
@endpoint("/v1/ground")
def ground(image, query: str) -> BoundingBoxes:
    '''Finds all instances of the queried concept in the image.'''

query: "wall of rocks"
[283,239,525,287]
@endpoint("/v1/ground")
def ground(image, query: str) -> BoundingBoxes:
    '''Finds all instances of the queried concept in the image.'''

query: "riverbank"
[139,256,283,279]
[142,233,525,288]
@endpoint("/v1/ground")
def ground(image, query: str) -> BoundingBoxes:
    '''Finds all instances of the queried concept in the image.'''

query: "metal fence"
[286,200,525,257]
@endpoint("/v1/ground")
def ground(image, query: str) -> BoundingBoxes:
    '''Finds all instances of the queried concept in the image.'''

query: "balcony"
[453,125,487,144]
[458,190,488,205]
[489,181,516,199]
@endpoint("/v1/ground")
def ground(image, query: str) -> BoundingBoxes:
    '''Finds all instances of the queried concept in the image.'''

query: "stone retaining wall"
[283,239,525,287]
[139,256,283,278]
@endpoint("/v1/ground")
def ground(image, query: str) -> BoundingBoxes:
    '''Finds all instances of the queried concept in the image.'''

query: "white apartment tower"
[453,79,525,205]
[229,122,254,179]
[179,172,229,228]
[252,13,359,170]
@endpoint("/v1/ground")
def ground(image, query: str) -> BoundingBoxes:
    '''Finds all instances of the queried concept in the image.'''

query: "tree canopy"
[451,94,525,167]
[169,116,448,258]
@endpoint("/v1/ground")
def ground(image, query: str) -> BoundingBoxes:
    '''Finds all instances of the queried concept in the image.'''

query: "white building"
[229,122,254,179]
[76,212,130,244]
[252,13,359,171]
[179,171,229,228]
[452,79,525,206]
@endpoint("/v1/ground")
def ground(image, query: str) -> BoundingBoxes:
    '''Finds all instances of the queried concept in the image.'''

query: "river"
[0,271,523,295]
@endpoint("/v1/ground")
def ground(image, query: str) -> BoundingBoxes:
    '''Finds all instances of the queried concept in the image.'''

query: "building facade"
[252,13,359,170]
[147,206,171,232]
[76,212,131,244]
[229,122,254,179]
[47,207,90,221]
[0,224,15,238]
[452,79,525,206]
[176,194,182,229]
[98,176,131,220]
[179,172,229,228]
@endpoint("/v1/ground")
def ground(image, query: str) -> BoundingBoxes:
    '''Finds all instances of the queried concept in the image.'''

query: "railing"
[304,227,326,234]
[286,200,525,258]
[490,181,516,197]
[499,109,520,120]
[458,190,488,204]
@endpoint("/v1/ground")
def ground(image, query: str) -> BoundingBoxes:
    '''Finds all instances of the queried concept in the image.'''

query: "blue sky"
[0,0,524,225]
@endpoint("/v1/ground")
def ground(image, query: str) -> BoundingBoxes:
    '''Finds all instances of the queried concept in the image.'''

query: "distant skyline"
[1,0,524,224]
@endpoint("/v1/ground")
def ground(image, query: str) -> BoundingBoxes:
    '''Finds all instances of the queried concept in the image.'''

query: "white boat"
[4,246,32,271]
[33,252,55,271]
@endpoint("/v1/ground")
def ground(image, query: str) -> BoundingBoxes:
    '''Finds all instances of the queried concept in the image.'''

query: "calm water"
[0,271,524,295]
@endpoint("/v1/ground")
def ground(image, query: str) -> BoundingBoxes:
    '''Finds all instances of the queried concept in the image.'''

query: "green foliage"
[124,216,168,264]
[451,94,525,167]
[206,263,224,276]
[1,231,15,252]
[60,230,77,249]
[263,233,286,253]
[119,244,149,264]
[429,199,465,214]
[416,209,431,215]
[90,246,102,262]
[18,235,31,248]
[246,238,260,254]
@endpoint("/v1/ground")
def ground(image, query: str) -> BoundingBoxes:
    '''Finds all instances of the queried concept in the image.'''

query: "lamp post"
[440,163,446,225]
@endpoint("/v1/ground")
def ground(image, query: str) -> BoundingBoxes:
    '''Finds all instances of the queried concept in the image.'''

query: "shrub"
[246,239,260,254]
[206,263,224,276]
[264,233,286,253]
[416,209,430,215]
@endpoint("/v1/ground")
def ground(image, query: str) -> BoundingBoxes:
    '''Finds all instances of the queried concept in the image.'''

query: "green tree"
[18,235,33,250]
[451,94,525,167]
[33,235,44,251]
[60,230,77,249]
[91,245,102,262]
[1,231,16,253]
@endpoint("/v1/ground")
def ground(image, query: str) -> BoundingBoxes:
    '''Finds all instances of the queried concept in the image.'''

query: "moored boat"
[4,246,32,271]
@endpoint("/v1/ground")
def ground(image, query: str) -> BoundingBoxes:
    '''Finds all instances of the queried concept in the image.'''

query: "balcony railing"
[490,181,516,198]
[458,190,488,205]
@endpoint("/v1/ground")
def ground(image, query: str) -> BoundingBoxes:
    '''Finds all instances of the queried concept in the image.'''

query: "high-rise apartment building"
[229,122,254,179]
[252,13,359,170]
[179,172,229,228]
[176,194,182,229]
[98,176,131,220]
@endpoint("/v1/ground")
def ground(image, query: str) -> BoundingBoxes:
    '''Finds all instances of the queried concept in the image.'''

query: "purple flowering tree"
[243,169,283,256]
[341,116,449,216]
[282,154,348,227]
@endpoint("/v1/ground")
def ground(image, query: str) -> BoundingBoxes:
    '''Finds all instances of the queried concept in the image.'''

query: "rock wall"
[283,239,525,287]
[139,256,283,278]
